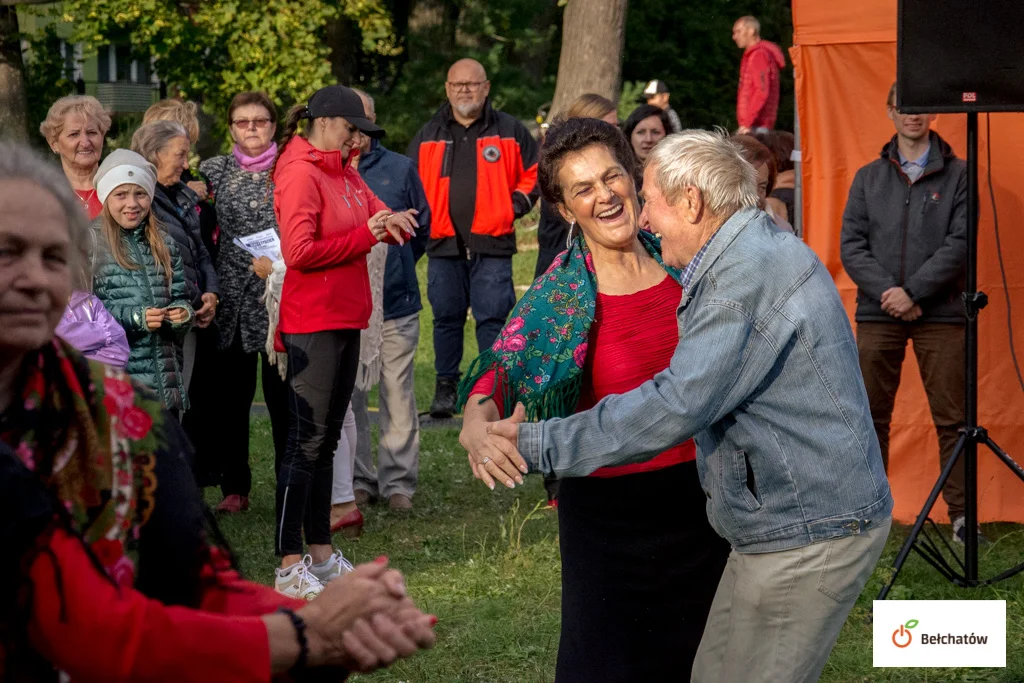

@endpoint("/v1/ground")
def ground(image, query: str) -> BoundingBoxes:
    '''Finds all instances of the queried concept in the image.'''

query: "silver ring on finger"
[481,457,491,465]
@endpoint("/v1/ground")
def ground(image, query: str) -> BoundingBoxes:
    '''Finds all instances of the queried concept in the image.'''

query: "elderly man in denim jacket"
[477,131,893,683]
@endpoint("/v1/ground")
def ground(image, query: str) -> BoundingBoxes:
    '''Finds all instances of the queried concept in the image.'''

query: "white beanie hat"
[94,149,157,205]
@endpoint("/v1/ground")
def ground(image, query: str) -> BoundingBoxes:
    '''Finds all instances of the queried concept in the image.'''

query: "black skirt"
[555,461,730,683]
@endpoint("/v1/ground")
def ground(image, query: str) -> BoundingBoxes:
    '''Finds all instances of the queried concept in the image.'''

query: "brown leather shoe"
[354,489,375,507]
[388,494,413,511]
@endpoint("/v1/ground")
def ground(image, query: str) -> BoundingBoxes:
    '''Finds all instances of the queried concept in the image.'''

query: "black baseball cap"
[305,85,385,139]
[638,79,670,103]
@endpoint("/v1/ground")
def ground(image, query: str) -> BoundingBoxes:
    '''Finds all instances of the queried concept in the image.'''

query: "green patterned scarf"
[456,229,681,420]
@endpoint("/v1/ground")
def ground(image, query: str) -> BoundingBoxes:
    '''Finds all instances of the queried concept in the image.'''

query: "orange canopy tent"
[791,0,1024,522]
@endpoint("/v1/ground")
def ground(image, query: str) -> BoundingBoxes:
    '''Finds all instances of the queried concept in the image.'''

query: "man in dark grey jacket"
[840,82,969,542]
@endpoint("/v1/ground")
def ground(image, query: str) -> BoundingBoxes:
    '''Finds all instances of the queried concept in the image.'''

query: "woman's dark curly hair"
[538,117,640,206]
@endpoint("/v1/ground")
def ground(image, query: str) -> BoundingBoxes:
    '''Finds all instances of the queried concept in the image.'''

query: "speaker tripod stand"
[878,112,1024,599]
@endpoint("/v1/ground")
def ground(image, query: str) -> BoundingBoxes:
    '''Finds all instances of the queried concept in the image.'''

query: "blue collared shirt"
[898,147,930,183]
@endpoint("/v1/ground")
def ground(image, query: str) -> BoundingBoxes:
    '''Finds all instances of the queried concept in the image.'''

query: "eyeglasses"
[446,81,487,92]
[231,117,273,129]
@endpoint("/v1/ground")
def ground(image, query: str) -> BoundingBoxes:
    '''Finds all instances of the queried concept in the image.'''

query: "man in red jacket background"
[407,58,538,419]
[732,15,786,134]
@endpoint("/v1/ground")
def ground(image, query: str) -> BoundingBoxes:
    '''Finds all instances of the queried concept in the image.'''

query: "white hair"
[646,129,759,216]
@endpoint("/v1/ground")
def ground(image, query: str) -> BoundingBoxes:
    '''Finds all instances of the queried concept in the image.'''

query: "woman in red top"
[0,141,436,681]
[40,95,110,221]
[458,118,729,681]
[271,86,418,597]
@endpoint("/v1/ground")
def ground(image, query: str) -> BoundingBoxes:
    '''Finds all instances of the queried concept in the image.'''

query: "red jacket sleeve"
[28,529,273,683]
[276,167,377,271]
[198,547,306,617]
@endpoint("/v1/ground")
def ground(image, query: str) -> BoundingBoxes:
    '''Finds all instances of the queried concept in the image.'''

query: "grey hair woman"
[0,140,438,680]
[131,121,221,401]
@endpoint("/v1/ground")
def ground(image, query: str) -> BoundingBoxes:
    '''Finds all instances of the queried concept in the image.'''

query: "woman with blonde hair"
[40,95,112,219]
[90,149,195,416]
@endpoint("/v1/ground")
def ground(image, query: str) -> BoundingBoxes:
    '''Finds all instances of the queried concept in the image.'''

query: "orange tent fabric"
[792,0,1024,522]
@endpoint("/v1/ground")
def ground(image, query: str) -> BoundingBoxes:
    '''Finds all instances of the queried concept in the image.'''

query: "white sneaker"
[275,555,325,600]
[308,549,355,584]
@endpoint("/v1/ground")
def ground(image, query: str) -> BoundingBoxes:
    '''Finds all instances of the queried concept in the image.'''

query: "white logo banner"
[873,600,1006,668]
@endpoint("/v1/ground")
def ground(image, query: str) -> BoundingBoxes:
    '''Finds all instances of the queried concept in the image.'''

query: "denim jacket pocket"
[726,449,763,513]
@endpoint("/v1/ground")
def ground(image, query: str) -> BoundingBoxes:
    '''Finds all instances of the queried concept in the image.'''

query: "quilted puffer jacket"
[152,182,220,309]
[92,219,195,412]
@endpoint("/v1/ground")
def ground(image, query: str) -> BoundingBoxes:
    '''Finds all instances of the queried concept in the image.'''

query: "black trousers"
[275,330,360,556]
[183,325,219,486]
[555,461,731,683]
[213,333,288,497]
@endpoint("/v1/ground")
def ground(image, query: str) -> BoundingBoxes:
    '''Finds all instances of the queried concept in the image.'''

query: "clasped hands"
[459,403,531,491]
[369,209,419,245]
[296,559,437,673]
[881,286,922,321]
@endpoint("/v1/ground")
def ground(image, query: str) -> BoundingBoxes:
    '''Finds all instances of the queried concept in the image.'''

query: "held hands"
[459,403,530,491]
[299,559,436,673]
[369,209,419,246]
[881,287,916,319]
[195,293,219,328]
[165,306,190,324]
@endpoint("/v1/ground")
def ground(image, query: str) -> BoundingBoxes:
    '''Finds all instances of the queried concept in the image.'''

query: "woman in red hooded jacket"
[271,85,418,598]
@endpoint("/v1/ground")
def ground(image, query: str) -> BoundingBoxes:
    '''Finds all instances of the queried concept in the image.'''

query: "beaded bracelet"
[277,607,309,671]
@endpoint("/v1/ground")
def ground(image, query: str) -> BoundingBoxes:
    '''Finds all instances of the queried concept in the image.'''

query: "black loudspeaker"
[897,0,1024,113]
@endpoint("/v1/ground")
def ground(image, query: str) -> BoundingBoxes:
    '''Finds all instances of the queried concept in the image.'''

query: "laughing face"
[556,143,641,252]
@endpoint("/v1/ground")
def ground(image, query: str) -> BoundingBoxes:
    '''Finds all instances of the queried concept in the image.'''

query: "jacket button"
[252,173,260,182]
[249,200,258,208]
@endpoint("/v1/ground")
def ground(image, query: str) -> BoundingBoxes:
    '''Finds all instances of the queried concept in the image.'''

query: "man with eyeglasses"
[841,81,970,544]
[407,58,539,419]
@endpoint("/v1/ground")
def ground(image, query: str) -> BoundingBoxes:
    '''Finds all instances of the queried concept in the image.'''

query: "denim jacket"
[518,208,893,553]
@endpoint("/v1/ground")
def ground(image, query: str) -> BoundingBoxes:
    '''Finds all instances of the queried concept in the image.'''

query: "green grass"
[226,224,1024,681]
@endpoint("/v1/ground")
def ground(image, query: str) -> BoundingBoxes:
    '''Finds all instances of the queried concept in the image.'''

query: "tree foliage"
[20,0,792,153]
[56,0,395,141]
[622,0,794,132]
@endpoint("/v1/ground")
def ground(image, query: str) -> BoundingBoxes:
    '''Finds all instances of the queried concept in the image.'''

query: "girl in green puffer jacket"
[91,149,194,417]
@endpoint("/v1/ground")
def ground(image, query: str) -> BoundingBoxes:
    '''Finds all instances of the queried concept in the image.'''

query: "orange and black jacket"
[407,101,539,258]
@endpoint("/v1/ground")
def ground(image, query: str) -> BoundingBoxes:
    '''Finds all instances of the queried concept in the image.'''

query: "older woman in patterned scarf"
[0,141,435,682]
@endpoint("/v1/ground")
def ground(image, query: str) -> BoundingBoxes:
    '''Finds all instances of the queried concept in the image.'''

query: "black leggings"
[275,330,360,556]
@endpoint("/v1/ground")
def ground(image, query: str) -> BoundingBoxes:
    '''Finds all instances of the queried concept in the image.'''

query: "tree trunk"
[0,6,28,142]
[550,0,628,119]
